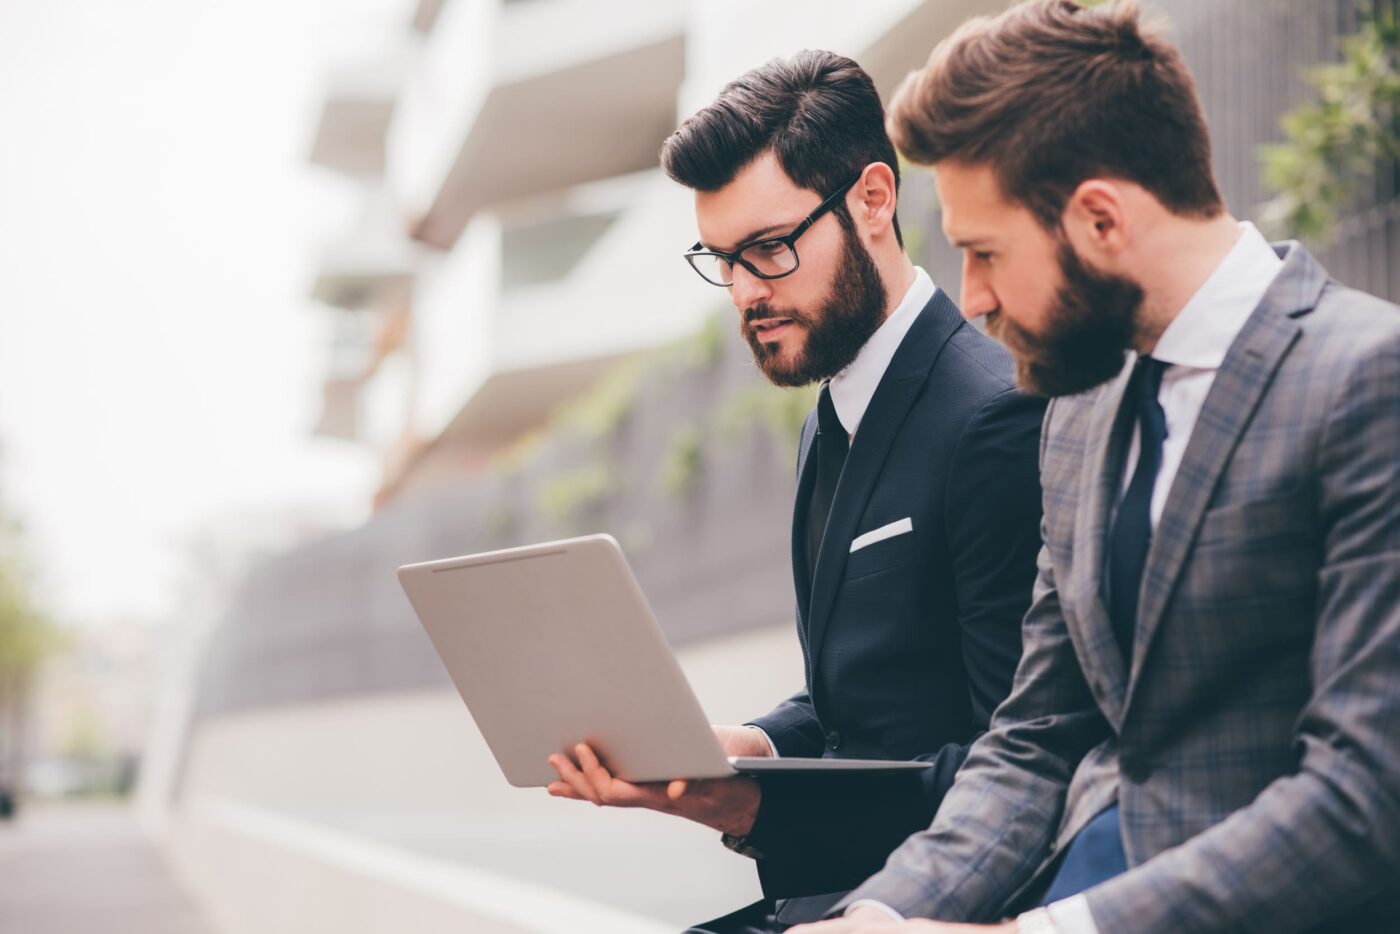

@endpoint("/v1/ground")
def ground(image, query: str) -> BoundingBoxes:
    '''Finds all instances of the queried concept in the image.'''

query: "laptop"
[397,534,931,787]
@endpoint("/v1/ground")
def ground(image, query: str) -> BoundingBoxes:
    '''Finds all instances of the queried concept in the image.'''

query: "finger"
[575,743,617,798]
[573,744,680,810]
[546,781,583,800]
[550,753,602,805]
[667,779,689,800]
[576,743,638,804]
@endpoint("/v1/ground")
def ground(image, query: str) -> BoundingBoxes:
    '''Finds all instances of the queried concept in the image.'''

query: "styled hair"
[661,49,903,244]
[888,0,1223,228]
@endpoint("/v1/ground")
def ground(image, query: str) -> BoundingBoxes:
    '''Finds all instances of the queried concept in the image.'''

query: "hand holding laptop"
[547,726,765,835]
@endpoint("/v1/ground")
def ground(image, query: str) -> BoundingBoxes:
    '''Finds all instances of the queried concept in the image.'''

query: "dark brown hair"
[661,49,902,244]
[888,0,1223,228]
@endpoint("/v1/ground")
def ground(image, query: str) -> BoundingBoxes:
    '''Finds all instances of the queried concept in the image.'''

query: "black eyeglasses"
[683,175,860,287]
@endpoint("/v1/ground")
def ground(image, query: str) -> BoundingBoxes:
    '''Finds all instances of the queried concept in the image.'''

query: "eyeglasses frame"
[683,174,861,287]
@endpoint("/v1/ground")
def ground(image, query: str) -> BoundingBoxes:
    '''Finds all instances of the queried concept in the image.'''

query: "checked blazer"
[838,243,1400,931]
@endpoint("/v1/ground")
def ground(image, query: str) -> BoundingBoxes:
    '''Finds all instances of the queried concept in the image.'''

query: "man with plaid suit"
[793,2,1400,933]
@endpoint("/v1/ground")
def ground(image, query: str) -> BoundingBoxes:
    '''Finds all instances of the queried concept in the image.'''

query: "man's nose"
[729,263,773,311]
[959,257,998,321]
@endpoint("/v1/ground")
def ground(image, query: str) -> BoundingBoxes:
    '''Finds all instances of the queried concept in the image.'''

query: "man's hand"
[787,909,1017,932]
[546,742,761,836]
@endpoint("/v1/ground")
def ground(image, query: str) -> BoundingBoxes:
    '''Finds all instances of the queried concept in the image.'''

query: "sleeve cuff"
[844,899,904,921]
[1039,895,1098,934]
[745,725,781,758]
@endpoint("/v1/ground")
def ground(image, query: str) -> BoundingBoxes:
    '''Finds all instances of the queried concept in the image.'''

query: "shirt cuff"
[746,725,780,758]
[1043,895,1099,934]
[844,900,904,921]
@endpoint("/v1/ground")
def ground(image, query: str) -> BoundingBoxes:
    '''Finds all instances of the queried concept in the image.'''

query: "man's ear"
[853,162,898,239]
[1062,179,1128,260]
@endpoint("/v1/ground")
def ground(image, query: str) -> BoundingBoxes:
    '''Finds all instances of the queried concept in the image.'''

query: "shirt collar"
[1151,222,1283,371]
[827,266,936,437]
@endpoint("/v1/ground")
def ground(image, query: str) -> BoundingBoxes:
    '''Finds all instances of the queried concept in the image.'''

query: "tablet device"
[397,534,931,787]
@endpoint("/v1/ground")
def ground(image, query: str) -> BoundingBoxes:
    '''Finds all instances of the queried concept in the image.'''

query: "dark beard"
[741,224,888,388]
[989,239,1143,398]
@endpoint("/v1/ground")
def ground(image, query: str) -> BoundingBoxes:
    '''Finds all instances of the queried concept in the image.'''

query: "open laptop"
[397,534,931,787]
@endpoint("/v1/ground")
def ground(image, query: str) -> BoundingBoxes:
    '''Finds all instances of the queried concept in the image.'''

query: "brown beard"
[740,222,888,387]
[993,238,1143,398]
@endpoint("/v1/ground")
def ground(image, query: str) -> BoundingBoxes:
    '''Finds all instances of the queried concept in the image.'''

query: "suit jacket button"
[826,730,842,751]
[1122,759,1152,784]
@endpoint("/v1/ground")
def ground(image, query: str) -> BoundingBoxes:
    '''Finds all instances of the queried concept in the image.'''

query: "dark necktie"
[807,384,849,575]
[1106,355,1168,656]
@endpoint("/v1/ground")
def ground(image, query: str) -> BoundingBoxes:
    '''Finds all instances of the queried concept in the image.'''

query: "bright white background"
[0,0,413,625]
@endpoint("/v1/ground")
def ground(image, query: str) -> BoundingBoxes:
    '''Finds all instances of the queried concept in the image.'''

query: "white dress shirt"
[828,266,937,438]
[851,225,1284,932]
[1116,222,1284,528]
[747,267,937,760]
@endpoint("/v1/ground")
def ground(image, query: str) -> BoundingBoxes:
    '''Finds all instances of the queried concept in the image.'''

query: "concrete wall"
[167,623,803,932]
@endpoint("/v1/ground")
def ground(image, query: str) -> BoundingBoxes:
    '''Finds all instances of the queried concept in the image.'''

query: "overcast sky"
[0,0,410,625]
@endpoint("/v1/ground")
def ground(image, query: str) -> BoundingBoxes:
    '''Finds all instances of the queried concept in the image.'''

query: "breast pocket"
[1195,491,1314,548]
[1191,491,1319,606]
[844,519,916,581]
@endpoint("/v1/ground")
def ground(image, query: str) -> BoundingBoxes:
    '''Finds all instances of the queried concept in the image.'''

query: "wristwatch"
[720,832,765,860]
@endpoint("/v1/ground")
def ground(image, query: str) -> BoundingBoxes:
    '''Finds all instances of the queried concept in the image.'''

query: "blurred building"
[148,2,1398,933]
[306,0,701,509]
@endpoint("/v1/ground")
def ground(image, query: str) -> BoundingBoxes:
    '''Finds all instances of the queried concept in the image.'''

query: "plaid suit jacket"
[837,243,1400,931]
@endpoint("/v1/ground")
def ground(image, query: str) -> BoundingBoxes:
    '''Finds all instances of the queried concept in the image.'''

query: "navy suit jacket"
[744,289,1045,907]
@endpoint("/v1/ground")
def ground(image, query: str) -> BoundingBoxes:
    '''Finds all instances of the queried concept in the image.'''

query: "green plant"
[660,422,706,498]
[0,562,58,685]
[0,532,63,803]
[552,358,647,440]
[1259,6,1400,243]
[535,461,615,522]
[717,383,819,455]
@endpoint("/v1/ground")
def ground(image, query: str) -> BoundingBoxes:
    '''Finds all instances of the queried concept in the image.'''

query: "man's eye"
[973,251,993,263]
[750,241,786,257]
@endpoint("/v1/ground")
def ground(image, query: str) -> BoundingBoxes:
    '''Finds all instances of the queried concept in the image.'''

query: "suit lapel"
[804,292,963,674]
[1123,243,1321,708]
[1067,360,1135,726]
[790,410,819,633]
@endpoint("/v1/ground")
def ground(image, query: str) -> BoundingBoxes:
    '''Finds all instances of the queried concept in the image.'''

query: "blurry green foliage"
[717,382,819,457]
[508,310,820,517]
[536,461,615,522]
[553,358,648,440]
[0,540,61,691]
[660,422,706,498]
[1260,7,1400,243]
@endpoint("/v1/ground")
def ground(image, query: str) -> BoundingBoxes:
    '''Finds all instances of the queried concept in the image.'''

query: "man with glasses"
[545,51,1045,932]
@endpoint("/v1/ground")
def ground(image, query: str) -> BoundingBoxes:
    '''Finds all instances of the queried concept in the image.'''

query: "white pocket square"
[850,517,913,553]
